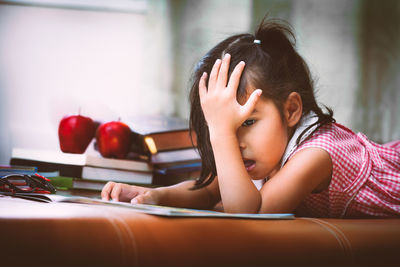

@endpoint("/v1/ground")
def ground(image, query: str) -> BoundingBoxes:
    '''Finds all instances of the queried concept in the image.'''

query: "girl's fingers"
[110,183,123,202]
[227,61,245,93]
[199,72,208,102]
[208,58,222,91]
[242,89,262,116]
[216,53,231,89]
[101,181,115,201]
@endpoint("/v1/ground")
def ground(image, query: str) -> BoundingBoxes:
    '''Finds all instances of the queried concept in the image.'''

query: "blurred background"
[0,0,399,165]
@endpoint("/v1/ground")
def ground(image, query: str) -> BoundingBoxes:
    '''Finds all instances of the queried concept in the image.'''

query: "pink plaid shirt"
[288,123,400,218]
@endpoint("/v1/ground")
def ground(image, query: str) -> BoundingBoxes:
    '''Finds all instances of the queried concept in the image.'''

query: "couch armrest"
[0,196,399,267]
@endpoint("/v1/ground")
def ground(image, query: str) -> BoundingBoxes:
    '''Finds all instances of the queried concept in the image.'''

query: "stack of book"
[8,116,201,192]
[0,165,59,178]
[125,115,201,186]
[10,145,153,192]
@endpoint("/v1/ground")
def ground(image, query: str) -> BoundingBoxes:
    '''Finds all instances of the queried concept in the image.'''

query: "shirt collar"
[280,111,319,168]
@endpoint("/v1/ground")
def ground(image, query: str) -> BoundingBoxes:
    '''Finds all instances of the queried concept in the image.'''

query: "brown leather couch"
[1,196,399,267]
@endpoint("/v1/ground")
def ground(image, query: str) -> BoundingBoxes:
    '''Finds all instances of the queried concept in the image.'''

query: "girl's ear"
[284,92,302,127]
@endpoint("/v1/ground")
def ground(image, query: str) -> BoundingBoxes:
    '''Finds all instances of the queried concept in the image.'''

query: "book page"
[3,193,294,219]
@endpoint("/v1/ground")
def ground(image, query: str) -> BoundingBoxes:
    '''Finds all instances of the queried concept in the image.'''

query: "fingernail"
[202,72,207,77]
[131,199,138,204]
[224,53,230,59]
[240,61,245,65]
[256,89,262,96]
[216,59,221,64]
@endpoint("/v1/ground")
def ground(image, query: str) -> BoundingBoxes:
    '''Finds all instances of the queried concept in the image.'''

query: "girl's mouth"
[244,159,256,172]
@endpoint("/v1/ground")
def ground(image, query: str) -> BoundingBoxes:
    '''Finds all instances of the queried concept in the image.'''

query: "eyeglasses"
[0,173,56,195]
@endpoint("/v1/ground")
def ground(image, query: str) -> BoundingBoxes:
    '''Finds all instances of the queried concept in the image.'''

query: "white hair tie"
[254,39,261,44]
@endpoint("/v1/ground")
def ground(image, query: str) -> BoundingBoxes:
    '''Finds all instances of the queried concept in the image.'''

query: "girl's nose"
[238,138,246,149]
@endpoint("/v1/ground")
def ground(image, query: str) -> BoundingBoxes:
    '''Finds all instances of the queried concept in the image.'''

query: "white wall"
[291,0,361,128]
[169,0,252,117]
[291,0,400,142]
[0,2,173,164]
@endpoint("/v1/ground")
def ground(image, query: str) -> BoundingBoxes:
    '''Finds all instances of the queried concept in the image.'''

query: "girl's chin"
[246,162,275,180]
[248,170,265,180]
[250,168,274,180]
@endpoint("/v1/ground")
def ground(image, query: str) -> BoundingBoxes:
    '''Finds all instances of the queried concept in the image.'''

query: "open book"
[4,193,294,220]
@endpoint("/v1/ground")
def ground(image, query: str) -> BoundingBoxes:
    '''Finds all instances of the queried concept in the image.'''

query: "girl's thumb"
[131,191,157,205]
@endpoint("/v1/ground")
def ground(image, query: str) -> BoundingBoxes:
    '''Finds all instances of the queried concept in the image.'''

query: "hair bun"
[254,19,296,58]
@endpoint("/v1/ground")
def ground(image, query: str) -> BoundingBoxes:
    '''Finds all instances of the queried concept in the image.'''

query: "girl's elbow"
[225,206,259,214]
[258,201,295,214]
[225,199,261,214]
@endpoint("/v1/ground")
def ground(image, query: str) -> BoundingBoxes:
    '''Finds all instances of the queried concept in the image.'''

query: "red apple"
[96,121,132,159]
[58,115,96,153]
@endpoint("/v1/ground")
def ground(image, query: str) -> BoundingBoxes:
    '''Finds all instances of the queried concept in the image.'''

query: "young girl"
[101,19,400,218]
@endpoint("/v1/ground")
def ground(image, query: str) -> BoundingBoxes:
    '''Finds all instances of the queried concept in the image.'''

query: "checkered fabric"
[290,123,400,218]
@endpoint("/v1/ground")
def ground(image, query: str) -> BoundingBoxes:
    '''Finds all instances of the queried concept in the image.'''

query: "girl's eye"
[242,119,256,127]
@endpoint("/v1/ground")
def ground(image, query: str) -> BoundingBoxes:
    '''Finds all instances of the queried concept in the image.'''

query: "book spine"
[85,155,152,172]
[150,130,196,152]
[72,179,106,191]
[10,158,83,178]
[81,166,152,184]
[71,179,157,191]
[0,165,38,171]
[49,176,74,190]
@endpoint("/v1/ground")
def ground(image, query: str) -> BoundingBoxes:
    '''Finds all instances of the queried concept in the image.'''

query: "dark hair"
[189,18,334,189]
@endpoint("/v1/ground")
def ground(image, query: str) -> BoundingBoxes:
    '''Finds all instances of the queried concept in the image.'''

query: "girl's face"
[237,92,289,180]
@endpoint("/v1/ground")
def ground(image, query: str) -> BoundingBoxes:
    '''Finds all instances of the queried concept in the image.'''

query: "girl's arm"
[199,53,263,213]
[156,177,221,209]
[210,133,261,213]
[101,176,221,210]
[259,147,332,213]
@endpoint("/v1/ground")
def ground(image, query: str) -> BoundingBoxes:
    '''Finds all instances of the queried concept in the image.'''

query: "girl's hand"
[199,53,262,138]
[101,182,161,205]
